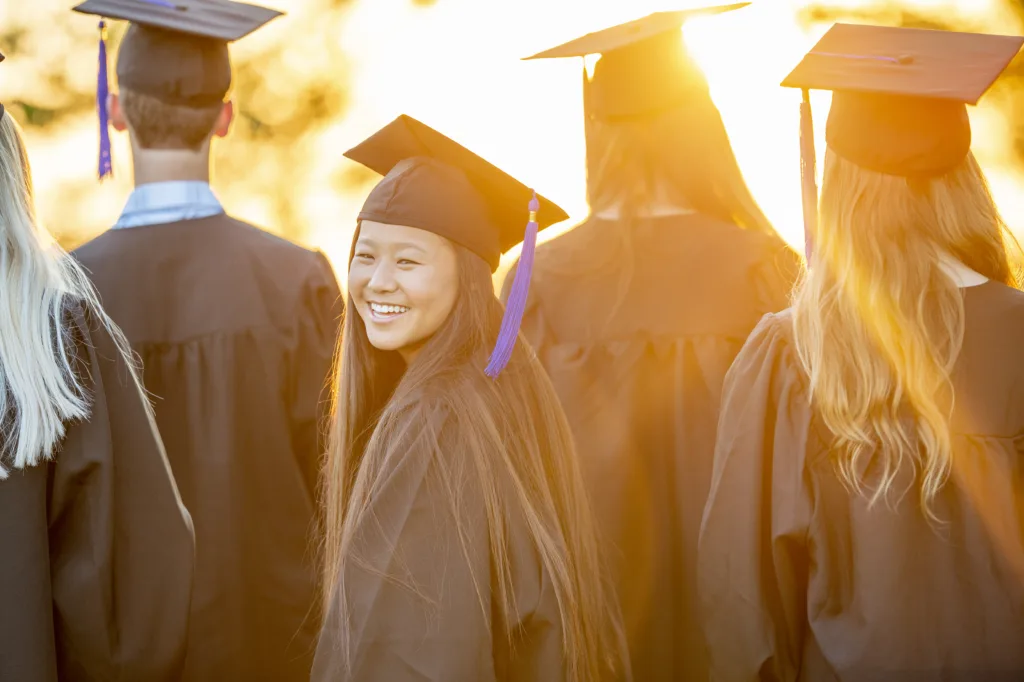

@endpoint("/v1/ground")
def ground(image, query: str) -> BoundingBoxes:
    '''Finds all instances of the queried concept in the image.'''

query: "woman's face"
[349,221,459,362]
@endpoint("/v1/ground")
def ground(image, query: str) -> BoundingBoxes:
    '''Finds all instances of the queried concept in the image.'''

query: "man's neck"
[130,143,213,188]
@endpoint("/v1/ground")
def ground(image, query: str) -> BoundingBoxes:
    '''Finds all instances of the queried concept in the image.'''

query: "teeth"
[370,303,409,315]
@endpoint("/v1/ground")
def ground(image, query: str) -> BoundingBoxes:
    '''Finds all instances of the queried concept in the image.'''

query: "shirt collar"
[113,180,225,230]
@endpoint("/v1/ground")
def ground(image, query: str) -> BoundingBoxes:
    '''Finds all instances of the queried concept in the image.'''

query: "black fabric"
[782,24,1024,105]
[312,398,565,681]
[345,115,568,271]
[74,0,282,41]
[73,0,281,106]
[586,32,711,121]
[826,91,971,177]
[783,23,1023,177]
[700,283,1024,681]
[525,5,748,60]
[504,213,801,682]
[74,214,343,682]
[117,24,231,106]
[0,300,195,682]
[523,5,748,121]
[358,157,502,270]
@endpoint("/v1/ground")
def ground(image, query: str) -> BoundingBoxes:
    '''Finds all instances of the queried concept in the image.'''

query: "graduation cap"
[524,3,750,120]
[344,114,569,378]
[782,23,1024,258]
[73,0,283,179]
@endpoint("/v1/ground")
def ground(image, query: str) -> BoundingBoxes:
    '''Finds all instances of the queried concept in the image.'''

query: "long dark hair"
[322,229,626,680]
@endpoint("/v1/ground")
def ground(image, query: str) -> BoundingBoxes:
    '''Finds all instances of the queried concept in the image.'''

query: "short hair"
[120,88,223,151]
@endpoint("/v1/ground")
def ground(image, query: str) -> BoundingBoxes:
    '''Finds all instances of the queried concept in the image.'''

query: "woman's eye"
[397,259,420,266]
[354,253,374,262]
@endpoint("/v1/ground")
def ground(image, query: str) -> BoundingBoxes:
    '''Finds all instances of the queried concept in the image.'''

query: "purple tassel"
[97,21,113,180]
[484,192,541,379]
[799,90,817,261]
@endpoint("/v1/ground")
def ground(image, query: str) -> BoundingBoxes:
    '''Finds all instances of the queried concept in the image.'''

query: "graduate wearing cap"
[509,6,801,680]
[315,114,628,682]
[699,23,1024,680]
[0,64,194,680]
[69,2,343,680]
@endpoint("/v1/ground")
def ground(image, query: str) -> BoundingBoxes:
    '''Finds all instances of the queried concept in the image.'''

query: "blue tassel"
[484,192,541,379]
[97,21,113,180]
[799,90,817,261]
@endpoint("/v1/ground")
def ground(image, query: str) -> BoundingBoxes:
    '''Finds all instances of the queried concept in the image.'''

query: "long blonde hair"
[792,149,1021,519]
[322,236,625,680]
[0,112,139,477]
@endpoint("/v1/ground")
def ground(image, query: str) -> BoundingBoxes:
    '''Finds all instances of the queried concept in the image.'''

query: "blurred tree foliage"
[0,0,429,249]
[799,1,1024,163]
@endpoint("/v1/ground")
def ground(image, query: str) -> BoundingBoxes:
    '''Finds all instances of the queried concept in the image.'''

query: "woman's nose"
[366,262,398,293]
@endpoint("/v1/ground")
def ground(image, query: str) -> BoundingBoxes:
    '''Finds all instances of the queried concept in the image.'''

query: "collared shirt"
[113,181,225,229]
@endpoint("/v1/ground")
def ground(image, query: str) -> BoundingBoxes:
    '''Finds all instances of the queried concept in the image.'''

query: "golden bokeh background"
[2,0,1023,284]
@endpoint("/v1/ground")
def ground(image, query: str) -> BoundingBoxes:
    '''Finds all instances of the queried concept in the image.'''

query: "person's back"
[75,216,340,679]
[700,25,1024,680]
[702,284,1024,681]
[71,2,342,679]
[513,10,800,680]
[806,280,1024,677]
[0,95,194,681]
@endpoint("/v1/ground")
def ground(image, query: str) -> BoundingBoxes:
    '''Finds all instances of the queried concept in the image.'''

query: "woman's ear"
[213,101,234,138]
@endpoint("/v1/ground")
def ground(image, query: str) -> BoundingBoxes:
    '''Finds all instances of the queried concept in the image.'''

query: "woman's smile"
[367,301,410,323]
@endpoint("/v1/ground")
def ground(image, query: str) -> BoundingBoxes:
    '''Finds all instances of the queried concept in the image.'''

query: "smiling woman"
[316,115,628,682]
[349,221,459,362]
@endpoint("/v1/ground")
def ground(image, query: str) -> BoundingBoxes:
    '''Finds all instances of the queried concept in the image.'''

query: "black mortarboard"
[345,115,567,270]
[524,4,749,120]
[781,23,1023,257]
[345,115,569,377]
[73,0,282,178]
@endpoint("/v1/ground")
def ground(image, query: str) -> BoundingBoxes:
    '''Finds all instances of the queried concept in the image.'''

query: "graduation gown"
[74,214,343,681]
[505,213,800,681]
[699,281,1024,682]
[0,300,194,682]
[312,398,566,682]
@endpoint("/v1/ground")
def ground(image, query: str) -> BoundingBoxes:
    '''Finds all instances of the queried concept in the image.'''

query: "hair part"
[120,87,223,151]
[0,112,145,476]
[321,233,625,680]
[792,149,1021,521]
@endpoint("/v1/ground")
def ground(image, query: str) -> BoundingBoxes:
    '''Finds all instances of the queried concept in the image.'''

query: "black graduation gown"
[312,397,566,682]
[74,214,343,681]
[0,301,194,682]
[505,213,801,682]
[699,282,1024,682]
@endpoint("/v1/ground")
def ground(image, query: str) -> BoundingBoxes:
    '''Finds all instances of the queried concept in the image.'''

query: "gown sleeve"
[312,402,495,682]
[49,303,195,681]
[697,312,815,682]
[751,242,803,315]
[289,251,344,499]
